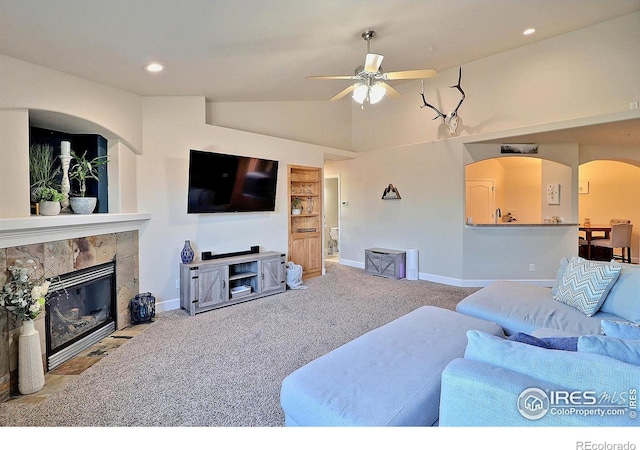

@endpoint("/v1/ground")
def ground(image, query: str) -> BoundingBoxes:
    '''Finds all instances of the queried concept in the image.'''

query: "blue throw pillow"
[554,256,621,316]
[578,335,640,366]
[508,332,578,351]
[601,319,640,340]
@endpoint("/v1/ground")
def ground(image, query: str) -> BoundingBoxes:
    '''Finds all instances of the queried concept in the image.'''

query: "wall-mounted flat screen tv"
[187,149,279,213]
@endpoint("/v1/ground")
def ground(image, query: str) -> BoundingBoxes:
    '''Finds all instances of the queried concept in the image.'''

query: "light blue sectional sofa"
[280,257,640,427]
[280,306,503,426]
[442,257,640,426]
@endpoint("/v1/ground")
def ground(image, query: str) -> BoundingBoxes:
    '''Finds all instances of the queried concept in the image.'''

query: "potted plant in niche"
[291,197,303,215]
[29,143,61,204]
[68,149,109,214]
[34,187,63,216]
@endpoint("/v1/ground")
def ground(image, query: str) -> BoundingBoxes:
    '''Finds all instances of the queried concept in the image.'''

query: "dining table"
[579,224,611,260]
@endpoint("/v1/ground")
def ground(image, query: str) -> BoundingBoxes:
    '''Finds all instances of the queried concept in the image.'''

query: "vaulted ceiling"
[1,0,638,102]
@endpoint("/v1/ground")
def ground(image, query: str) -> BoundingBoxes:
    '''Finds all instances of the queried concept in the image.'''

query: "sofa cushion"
[508,332,577,351]
[551,257,569,297]
[599,261,640,323]
[601,319,640,340]
[553,256,621,316]
[456,280,619,336]
[578,335,640,366]
[464,330,640,394]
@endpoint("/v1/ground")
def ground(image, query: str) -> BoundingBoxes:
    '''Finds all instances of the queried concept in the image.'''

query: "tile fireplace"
[0,213,149,400]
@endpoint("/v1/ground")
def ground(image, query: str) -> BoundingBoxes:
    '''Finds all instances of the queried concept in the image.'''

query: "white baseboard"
[156,297,180,312]
[336,258,553,288]
[158,264,555,314]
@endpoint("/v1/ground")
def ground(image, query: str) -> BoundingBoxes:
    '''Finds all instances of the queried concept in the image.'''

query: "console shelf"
[180,251,286,315]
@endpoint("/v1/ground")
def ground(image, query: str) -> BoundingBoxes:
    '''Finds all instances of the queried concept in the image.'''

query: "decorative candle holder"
[59,154,71,212]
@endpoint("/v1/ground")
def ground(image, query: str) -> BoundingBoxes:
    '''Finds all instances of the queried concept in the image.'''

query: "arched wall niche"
[29,109,138,154]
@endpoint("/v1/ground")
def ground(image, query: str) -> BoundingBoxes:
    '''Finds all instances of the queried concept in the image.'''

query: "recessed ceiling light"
[145,63,164,73]
[523,28,536,36]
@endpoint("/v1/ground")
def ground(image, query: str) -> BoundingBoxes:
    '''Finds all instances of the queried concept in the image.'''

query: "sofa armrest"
[440,358,637,427]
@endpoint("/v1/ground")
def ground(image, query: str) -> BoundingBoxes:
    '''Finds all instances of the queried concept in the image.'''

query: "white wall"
[0,54,142,153]
[327,13,640,285]
[0,110,30,218]
[1,12,639,302]
[139,97,338,304]
[208,101,353,150]
[350,13,640,151]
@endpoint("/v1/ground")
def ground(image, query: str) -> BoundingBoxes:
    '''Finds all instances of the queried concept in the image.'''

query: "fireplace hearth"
[45,262,117,370]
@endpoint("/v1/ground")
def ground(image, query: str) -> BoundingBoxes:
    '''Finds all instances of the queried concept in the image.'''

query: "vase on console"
[181,240,195,264]
[18,319,45,395]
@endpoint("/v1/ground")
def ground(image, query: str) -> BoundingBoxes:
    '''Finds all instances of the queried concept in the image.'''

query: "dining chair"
[590,223,633,263]
[609,218,631,224]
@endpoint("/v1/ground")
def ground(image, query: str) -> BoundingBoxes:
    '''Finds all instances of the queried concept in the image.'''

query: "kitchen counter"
[466,222,578,227]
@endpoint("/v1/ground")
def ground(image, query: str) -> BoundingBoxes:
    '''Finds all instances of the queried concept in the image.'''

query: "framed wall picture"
[500,143,538,154]
[547,183,560,205]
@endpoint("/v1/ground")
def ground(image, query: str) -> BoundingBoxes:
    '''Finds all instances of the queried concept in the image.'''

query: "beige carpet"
[0,262,478,427]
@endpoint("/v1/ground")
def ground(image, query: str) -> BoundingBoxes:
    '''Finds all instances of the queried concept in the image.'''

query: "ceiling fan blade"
[384,69,438,80]
[330,84,358,101]
[379,82,402,98]
[364,53,384,72]
[307,75,358,80]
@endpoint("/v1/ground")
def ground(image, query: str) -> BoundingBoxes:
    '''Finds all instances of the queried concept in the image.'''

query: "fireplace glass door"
[46,262,116,369]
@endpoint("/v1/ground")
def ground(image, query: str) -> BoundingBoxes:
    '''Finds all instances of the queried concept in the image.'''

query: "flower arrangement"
[0,259,50,322]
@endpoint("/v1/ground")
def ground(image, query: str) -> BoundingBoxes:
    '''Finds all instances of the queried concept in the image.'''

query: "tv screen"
[187,150,279,213]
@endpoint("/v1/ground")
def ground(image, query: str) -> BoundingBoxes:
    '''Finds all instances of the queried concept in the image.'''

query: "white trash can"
[406,248,419,280]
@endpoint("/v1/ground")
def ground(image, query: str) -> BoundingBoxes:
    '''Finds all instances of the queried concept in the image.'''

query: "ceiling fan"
[307,30,437,105]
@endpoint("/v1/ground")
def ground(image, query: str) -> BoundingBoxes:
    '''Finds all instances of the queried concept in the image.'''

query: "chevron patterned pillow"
[553,256,622,316]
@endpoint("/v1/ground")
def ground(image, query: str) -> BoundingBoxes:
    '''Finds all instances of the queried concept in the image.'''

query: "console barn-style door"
[260,255,286,295]
[195,265,228,309]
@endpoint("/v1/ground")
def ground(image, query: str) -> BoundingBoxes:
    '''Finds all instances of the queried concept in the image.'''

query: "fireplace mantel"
[0,213,151,248]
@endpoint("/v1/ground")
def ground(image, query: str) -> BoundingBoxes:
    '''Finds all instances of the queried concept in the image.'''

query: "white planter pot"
[292,209,302,215]
[38,201,61,216]
[70,197,97,214]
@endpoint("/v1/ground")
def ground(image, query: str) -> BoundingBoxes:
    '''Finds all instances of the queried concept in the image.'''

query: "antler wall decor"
[420,67,465,136]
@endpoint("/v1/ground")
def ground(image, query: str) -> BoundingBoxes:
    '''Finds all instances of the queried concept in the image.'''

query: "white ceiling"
[1,0,639,103]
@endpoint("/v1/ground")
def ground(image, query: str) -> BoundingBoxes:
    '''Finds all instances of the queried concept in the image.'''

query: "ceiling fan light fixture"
[352,82,386,105]
[352,84,368,104]
[368,83,386,104]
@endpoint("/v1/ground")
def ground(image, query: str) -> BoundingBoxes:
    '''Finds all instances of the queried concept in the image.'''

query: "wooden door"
[466,179,495,224]
[306,234,322,275]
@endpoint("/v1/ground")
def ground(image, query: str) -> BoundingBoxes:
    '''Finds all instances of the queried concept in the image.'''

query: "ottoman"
[280,306,504,426]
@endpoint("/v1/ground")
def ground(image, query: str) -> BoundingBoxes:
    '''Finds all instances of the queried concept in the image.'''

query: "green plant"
[34,187,63,203]
[291,197,303,210]
[69,150,109,197]
[29,143,61,195]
